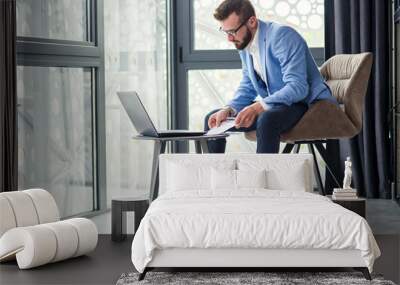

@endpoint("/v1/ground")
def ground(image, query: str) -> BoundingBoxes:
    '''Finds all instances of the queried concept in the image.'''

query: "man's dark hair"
[213,0,256,22]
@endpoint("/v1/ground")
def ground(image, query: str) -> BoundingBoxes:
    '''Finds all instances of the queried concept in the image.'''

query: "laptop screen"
[117,91,159,137]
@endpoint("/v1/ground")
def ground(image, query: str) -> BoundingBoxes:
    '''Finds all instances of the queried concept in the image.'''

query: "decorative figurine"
[333,157,357,199]
[343,156,352,189]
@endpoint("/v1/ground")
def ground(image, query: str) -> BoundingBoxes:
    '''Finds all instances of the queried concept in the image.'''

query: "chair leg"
[307,143,325,195]
[294,143,301,153]
[313,142,341,188]
[282,143,295,153]
[354,267,372,280]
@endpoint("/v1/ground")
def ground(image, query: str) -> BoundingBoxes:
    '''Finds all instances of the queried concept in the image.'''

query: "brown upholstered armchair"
[244,53,373,195]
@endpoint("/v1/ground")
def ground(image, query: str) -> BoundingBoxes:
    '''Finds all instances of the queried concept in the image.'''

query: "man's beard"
[234,26,252,50]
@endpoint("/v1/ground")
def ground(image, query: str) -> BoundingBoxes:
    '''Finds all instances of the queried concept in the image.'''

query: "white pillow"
[266,161,308,191]
[211,168,268,190]
[236,169,267,189]
[238,159,310,192]
[166,160,236,192]
[211,168,236,190]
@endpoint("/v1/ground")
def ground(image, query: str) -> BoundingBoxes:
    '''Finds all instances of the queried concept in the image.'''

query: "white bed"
[131,154,380,280]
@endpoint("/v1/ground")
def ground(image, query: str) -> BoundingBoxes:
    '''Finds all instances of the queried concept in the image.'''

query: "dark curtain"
[0,0,17,192]
[324,0,391,198]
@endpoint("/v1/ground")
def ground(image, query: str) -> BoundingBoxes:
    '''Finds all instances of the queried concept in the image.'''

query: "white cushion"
[211,168,236,190]
[238,158,311,192]
[0,196,17,237]
[159,154,313,194]
[0,218,98,269]
[236,169,267,189]
[167,162,212,191]
[42,221,79,262]
[64,218,98,257]
[164,159,236,193]
[267,161,308,192]
[0,192,39,227]
[0,226,57,269]
[0,189,60,237]
[24,189,60,224]
[211,169,268,191]
[0,189,98,269]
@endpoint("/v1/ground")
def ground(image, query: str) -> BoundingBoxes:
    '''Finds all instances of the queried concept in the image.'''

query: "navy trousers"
[204,102,308,153]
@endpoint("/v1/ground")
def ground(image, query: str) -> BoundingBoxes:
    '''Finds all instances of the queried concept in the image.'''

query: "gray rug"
[116,271,396,285]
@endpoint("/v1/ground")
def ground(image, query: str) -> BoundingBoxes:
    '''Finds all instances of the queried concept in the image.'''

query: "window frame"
[16,0,106,217]
[181,0,325,64]
[171,0,325,152]
[393,0,400,201]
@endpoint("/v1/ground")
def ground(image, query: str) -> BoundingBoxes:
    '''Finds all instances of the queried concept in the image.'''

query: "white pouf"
[0,189,98,269]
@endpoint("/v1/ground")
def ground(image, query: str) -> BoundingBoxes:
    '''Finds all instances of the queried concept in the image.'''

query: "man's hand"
[235,102,265,128]
[208,108,231,129]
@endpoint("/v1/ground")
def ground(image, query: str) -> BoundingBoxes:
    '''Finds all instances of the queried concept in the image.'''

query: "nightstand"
[328,195,366,218]
[111,196,149,242]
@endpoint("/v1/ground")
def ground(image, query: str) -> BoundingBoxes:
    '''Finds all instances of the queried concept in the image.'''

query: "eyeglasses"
[219,18,250,37]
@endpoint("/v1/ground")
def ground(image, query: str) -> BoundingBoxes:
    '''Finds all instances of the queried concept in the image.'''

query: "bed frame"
[138,248,371,280]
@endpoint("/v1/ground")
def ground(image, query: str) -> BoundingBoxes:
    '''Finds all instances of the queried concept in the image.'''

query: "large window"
[17,67,95,216]
[16,0,89,41]
[16,0,105,217]
[103,0,168,202]
[194,0,325,50]
[174,0,325,153]
[188,69,256,152]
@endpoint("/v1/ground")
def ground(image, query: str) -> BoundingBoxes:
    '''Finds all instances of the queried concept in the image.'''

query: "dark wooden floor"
[1,234,399,285]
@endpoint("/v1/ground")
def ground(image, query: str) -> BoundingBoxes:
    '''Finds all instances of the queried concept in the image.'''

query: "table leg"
[195,140,202,153]
[149,141,166,202]
[200,139,209,153]
[111,200,126,242]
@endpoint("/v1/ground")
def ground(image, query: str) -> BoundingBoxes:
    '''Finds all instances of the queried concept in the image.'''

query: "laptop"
[117,91,205,138]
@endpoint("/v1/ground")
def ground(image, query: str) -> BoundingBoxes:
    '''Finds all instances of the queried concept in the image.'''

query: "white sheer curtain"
[16,0,87,41]
[104,0,168,205]
[17,67,94,217]
[16,0,97,217]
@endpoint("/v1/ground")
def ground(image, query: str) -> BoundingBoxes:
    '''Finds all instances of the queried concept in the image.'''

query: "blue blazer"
[228,20,337,113]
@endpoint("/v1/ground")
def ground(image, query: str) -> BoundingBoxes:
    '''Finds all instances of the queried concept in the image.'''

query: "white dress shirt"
[245,22,269,111]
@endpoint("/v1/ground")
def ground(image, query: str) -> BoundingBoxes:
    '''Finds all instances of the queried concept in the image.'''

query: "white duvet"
[131,190,380,273]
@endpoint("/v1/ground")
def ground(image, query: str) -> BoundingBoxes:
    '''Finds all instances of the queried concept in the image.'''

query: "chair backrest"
[0,189,60,237]
[319,52,373,132]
